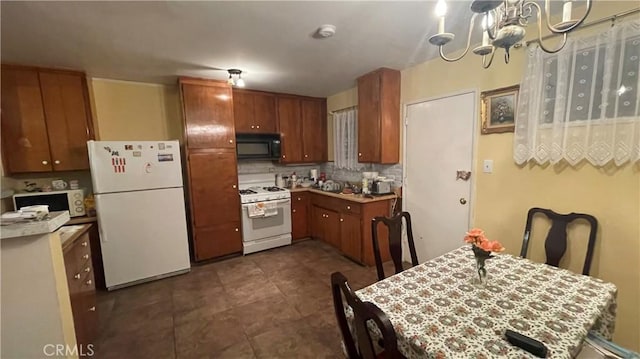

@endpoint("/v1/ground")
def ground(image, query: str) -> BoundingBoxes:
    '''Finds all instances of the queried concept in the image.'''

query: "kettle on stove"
[275,174,285,188]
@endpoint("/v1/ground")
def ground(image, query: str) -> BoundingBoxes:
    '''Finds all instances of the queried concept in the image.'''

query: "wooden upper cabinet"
[0,65,93,174]
[39,72,92,171]
[301,98,327,163]
[180,78,235,149]
[278,95,327,164]
[357,68,400,164]
[277,96,303,163]
[1,67,52,173]
[233,89,277,134]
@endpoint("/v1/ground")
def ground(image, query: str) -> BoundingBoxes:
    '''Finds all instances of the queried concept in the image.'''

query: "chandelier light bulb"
[227,75,235,86]
[482,12,494,30]
[435,0,447,17]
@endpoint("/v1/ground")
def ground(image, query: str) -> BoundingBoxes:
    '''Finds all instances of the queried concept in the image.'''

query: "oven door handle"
[242,199,291,208]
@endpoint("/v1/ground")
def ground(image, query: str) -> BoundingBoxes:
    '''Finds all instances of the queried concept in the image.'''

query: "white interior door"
[404,91,475,261]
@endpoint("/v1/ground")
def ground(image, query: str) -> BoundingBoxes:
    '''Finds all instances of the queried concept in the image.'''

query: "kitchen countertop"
[67,215,98,225]
[59,223,92,250]
[289,187,399,203]
[0,211,71,240]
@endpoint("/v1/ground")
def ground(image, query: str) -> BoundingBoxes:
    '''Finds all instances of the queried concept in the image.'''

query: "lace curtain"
[514,19,640,167]
[333,107,359,170]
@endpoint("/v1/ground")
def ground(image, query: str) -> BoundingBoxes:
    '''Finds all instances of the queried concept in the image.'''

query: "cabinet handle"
[89,306,96,312]
[229,139,234,144]
[346,206,351,210]
[85,279,92,286]
[232,184,237,189]
[304,154,308,158]
[42,160,48,165]
[340,218,344,222]
[282,155,286,159]
[256,125,260,129]
[235,228,239,232]
[292,209,297,213]
[81,241,88,247]
[251,125,255,129]
[54,160,60,164]
[297,197,302,201]
[74,273,81,280]
[358,153,362,157]
[82,254,89,260]
[84,267,91,273]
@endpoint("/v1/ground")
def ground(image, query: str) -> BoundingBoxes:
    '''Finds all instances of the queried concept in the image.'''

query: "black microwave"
[236,133,282,161]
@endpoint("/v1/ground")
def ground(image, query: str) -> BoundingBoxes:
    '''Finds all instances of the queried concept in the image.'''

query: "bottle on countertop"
[290,172,297,188]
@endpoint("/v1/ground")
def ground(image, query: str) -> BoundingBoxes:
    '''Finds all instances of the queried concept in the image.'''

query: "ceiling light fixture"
[428,0,592,68]
[227,69,245,87]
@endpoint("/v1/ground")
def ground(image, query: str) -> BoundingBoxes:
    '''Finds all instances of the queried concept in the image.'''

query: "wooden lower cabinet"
[186,149,242,261]
[62,226,97,354]
[310,192,393,265]
[291,193,310,240]
[193,222,243,261]
[339,213,361,262]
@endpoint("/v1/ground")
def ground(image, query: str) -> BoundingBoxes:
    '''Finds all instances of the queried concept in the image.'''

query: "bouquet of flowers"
[464,228,505,283]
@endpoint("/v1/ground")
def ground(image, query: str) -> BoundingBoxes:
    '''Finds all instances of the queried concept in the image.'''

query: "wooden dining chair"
[520,207,598,275]
[371,212,419,281]
[331,272,403,359]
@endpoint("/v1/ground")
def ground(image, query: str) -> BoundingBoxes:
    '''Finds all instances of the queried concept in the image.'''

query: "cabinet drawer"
[311,193,361,215]
[291,193,309,209]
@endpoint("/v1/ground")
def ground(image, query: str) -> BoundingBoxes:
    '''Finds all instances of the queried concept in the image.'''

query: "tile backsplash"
[237,160,403,188]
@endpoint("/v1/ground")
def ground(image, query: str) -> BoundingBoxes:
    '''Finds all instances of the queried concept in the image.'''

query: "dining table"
[354,245,618,358]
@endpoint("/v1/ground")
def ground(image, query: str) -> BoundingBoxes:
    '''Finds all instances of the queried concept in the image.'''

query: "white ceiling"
[3,1,488,97]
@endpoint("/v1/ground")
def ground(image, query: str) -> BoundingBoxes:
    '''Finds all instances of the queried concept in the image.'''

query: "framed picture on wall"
[481,85,519,134]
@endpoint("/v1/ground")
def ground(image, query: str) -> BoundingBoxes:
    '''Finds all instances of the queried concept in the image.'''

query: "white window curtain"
[514,19,640,167]
[333,107,359,170]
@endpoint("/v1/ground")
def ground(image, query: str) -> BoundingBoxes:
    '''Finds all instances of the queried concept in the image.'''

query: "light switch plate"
[483,160,493,173]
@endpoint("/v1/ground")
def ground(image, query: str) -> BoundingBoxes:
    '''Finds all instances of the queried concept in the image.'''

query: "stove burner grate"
[239,189,257,195]
[263,186,284,192]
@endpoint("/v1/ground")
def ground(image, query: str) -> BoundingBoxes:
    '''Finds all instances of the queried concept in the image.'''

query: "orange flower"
[477,239,505,253]
[464,228,486,244]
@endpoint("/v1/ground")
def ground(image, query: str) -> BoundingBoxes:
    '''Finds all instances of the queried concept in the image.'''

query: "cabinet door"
[0,66,52,173]
[292,193,309,240]
[340,214,362,262]
[301,99,327,163]
[39,72,92,171]
[188,150,240,227]
[181,81,235,149]
[254,92,277,133]
[232,90,254,133]
[277,97,303,163]
[310,205,324,241]
[324,210,341,249]
[194,222,242,261]
[357,72,381,162]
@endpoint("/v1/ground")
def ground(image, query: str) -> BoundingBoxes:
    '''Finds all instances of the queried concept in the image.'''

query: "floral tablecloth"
[355,246,617,359]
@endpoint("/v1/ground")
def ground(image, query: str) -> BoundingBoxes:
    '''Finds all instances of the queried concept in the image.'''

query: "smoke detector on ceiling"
[315,24,336,39]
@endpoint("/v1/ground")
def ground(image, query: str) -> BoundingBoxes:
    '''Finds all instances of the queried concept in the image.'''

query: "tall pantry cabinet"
[179,78,242,261]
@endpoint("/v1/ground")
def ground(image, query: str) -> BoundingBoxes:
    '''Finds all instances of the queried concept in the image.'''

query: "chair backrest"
[520,207,598,275]
[371,211,419,281]
[330,272,402,359]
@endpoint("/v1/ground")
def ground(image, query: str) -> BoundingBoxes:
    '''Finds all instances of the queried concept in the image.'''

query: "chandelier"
[428,0,593,68]
[227,69,245,87]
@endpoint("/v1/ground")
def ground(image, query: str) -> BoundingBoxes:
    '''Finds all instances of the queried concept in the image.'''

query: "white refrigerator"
[87,140,190,290]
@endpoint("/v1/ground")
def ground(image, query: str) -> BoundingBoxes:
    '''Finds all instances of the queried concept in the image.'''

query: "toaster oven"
[371,180,392,195]
[13,189,86,217]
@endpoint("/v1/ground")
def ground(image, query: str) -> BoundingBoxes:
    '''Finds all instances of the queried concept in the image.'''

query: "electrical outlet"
[483,160,493,173]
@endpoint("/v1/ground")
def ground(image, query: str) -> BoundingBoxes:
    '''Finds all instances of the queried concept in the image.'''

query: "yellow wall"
[328,2,640,350]
[89,78,182,141]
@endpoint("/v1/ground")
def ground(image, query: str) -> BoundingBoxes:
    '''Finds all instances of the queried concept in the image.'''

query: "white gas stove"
[238,173,292,255]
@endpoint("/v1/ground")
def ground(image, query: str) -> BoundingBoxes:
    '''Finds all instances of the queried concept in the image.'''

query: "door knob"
[459,198,467,205]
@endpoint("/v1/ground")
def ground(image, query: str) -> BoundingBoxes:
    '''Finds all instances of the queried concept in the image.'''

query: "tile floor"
[94,239,397,359]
